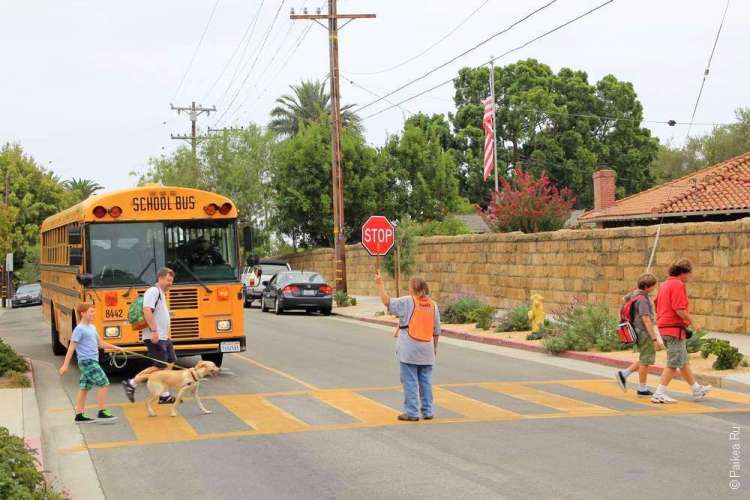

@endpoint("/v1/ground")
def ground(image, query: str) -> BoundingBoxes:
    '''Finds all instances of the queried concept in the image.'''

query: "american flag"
[482,96,495,181]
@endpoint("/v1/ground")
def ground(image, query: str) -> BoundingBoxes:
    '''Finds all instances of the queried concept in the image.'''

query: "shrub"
[0,339,28,378]
[701,339,745,370]
[333,290,350,307]
[542,301,626,354]
[0,427,64,499]
[3,371,31,388]
[478,166,576,233]
[496,305,531,332]
[468,304,495,330]
[685,328,708,353]
[349,297,357,307]
[442,296,487,324]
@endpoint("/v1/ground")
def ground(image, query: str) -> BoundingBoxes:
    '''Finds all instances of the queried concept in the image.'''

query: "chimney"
[593,168,616,211]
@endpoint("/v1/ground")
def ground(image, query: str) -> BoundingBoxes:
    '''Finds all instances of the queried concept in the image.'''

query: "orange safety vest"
[395,296,436,342]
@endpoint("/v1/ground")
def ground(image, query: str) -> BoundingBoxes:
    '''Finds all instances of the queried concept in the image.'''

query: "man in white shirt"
[123,267,176,404]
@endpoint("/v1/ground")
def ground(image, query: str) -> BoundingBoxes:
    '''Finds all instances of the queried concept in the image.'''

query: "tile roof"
[580,151,750,222]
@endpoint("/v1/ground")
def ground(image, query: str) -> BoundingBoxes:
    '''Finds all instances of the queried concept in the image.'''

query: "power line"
[215,0,287,126]
[342,74,414,117]
[347,0,490,76]
[212,0,268,109]
[353,0,559,115]
[684,0,730,142]
[173,0,222,100]
[361,0,617,121]
[202,0,267,103]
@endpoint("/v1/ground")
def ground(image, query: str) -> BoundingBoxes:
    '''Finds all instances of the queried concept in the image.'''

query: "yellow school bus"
[40,185,246,367]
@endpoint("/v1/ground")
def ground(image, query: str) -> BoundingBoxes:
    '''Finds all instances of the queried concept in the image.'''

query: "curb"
[23,357,45,472]
[336,312,732,389]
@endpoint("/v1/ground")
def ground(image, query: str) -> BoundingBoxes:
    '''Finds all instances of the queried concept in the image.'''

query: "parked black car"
[261,271,332,315]
[11,283,42,308]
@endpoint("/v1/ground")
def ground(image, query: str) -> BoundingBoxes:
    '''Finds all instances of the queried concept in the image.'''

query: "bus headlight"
[216,320,232,332]
[104,326,121,338]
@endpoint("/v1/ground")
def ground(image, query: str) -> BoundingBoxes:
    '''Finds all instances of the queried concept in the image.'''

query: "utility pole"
[291,1,375,292]
[170,102,216,183]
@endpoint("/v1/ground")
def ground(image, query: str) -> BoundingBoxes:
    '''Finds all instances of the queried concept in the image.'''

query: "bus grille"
[169,288,198,310]
[170,317,200,340]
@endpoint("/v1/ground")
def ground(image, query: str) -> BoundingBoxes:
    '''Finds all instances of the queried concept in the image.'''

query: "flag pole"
[489,57,498,192]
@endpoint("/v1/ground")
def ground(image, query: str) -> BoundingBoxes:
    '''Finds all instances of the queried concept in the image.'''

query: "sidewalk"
[336,296,750,392]
[0,358,44,471]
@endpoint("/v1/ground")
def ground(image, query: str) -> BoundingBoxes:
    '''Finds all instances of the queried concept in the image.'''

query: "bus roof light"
[219,202,232,215]
[93,206,107,218]
[204,203,218,216]
[109,206,122,218]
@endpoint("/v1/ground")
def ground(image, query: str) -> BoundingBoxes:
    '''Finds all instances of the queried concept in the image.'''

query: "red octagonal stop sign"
[361,215,395,256]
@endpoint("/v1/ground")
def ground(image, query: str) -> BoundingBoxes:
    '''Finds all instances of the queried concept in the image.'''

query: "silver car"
[11,283,42,308]
[243,260,291,307]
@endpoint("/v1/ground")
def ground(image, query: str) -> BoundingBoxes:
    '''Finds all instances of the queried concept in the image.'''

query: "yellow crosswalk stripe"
[311,390,401,423]
[433,387,522,420]
[216,395,309,433]
[481,382,616,415]
[656,380,750,406]
[557,380,710,413]
[121,405,198,443]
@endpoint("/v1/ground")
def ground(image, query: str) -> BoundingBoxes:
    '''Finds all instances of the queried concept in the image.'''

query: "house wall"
[278,218,750,334]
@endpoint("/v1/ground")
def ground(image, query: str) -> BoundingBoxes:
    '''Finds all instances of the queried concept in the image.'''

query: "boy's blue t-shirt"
[71,323,99,361]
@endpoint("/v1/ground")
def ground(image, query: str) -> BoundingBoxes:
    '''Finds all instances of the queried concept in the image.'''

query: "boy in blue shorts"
[59,302,123,423]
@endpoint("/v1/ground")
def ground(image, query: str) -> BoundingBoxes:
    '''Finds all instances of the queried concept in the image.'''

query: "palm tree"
[269,79,362,137]
[64,178,104,201]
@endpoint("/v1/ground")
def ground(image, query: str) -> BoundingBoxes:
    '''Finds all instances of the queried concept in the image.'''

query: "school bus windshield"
[88,220,239,287]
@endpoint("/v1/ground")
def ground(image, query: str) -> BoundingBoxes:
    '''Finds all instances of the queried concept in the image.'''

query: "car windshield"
[277,272,326,285]
[88,221,239,287]
[164,220,239,283]
[259,264,288,276]
[17,284,40,294]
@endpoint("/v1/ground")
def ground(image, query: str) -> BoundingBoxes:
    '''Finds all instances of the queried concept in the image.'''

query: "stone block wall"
[278,219,750,334]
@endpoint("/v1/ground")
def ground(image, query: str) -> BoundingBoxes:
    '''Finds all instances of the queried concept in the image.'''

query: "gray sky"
[1,0,746,191]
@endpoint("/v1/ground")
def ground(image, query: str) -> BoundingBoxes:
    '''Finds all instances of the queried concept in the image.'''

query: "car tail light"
[204,203,218,215]
[93,206,107,218]
[104,292,118,307]
[217,287,230,301]
[219,202,232,215]
[109,206,122,218]
[320,284,333,295]
[282,285,299,296]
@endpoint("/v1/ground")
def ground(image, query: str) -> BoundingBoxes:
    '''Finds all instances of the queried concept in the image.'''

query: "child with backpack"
[59,302,123,423]
[615,273,664,396]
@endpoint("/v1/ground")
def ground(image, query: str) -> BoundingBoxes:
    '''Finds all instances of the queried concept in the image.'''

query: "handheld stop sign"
[361,216,395,256]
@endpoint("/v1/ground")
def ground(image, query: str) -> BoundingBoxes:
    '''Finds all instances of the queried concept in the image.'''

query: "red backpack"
[617,293,646,344]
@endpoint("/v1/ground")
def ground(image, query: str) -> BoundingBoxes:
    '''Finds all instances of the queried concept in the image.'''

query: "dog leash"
[107,348,190,371]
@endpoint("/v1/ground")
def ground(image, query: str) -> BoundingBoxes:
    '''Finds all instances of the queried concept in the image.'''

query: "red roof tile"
[580,151,750,222]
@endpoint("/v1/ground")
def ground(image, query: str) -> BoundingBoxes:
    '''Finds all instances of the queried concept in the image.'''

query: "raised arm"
[375,269,390,306]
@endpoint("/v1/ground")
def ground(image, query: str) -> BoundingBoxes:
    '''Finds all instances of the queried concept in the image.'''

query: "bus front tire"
[51,318,66,356]
[201,353,223,367]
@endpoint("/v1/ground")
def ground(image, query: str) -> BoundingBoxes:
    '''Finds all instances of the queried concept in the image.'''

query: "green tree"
[64,177,103,201]
[379,113,464,221]
[0,143,73,275]
[452,59,659,207]
[269,79,362,137]
[651,107,750,182]
[271,120,390,247]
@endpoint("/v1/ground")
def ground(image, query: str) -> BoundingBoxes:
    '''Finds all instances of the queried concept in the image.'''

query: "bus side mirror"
[243,226,254,252]
[68,225,82,245]
[69,247,83,266]
[261,280,269,287]
[76,273,93,287]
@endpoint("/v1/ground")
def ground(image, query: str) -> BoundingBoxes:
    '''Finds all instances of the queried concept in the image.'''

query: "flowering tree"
[478,167,575,233]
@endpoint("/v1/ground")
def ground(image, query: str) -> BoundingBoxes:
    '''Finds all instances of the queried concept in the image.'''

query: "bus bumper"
[105,337,246,358]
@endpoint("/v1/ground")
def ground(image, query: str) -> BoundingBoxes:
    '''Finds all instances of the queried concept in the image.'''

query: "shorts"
[635,329,656,366]
[78,359,109,390]
[664,336,688,368]
[144,339,177,366]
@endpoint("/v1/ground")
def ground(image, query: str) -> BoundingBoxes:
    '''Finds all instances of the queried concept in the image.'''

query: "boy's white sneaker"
[651,393,677,404]
[615,371,627,393]
[692,384,712,400]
